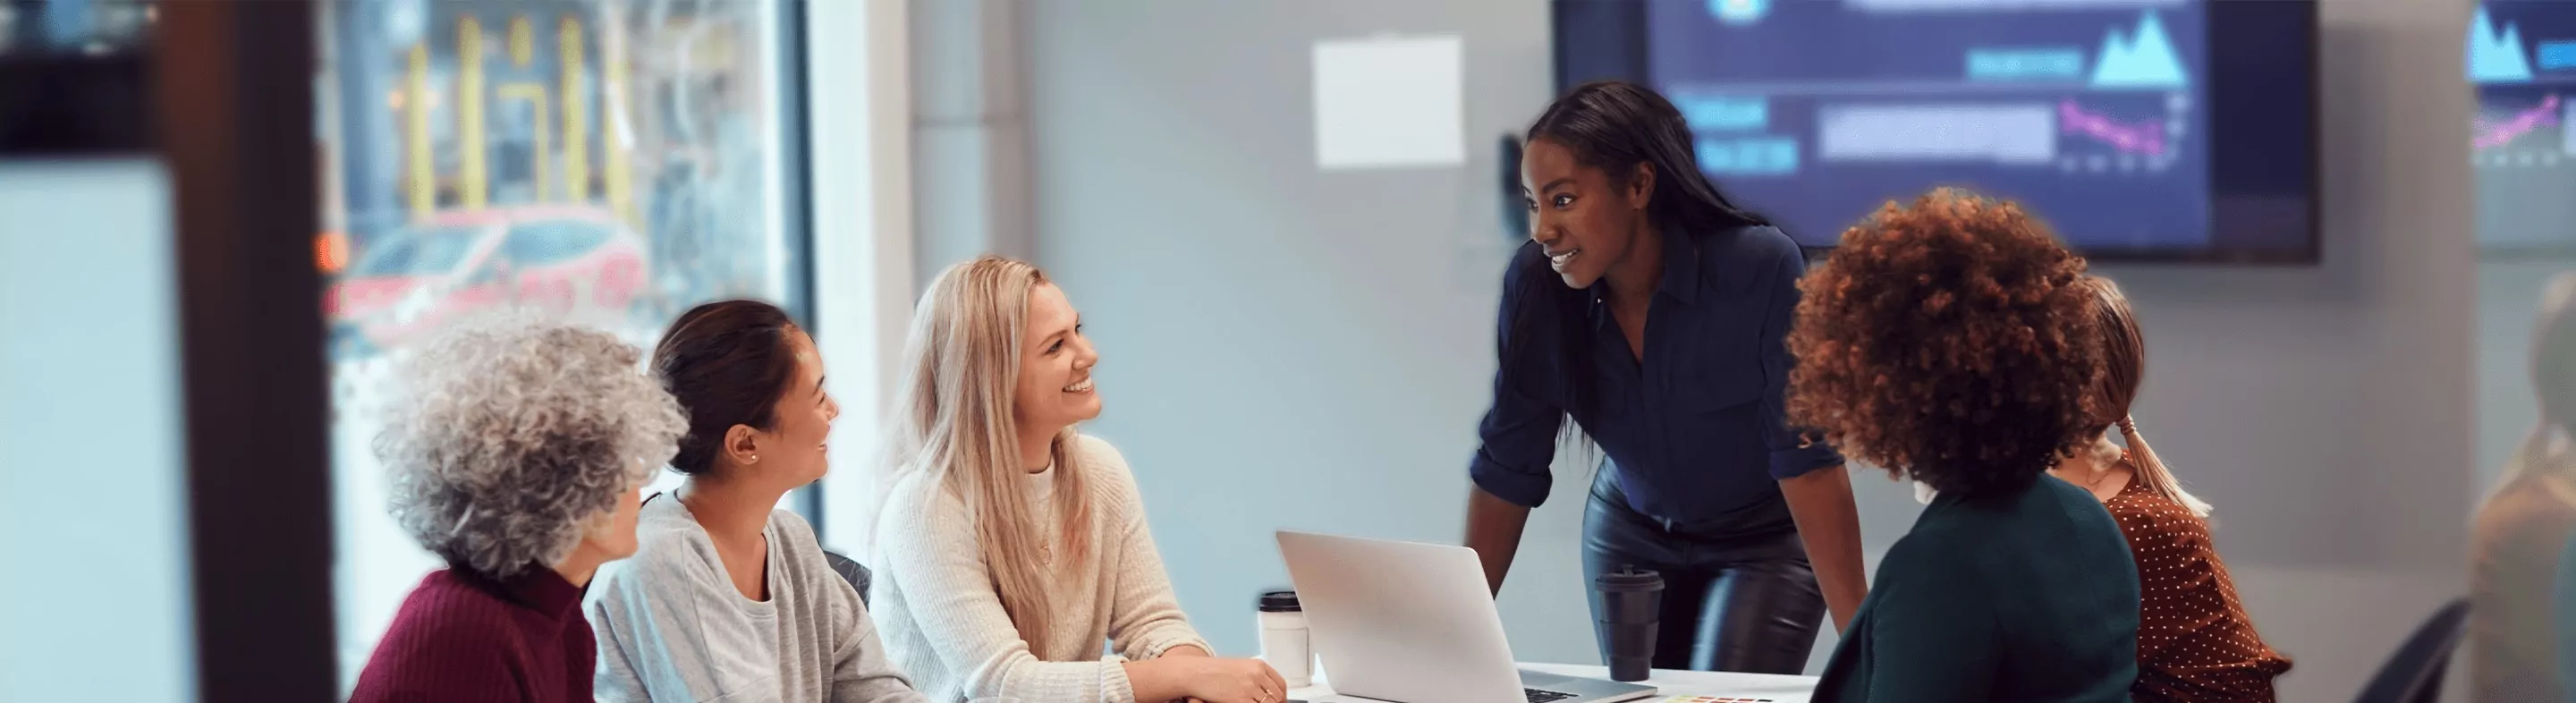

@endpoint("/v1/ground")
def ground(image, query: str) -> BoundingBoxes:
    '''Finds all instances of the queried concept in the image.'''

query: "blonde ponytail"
[2118,416,2211,517]
[2081,276,2213,518]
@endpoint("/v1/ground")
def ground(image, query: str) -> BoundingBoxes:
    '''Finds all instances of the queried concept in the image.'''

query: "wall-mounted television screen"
[1553,0,2319,263]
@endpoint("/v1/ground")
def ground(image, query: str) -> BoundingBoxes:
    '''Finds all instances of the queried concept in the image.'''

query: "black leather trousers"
[1580,468,1826,674]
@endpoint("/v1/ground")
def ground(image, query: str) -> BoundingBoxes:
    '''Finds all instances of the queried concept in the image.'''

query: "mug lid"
[1258,590,1301,612]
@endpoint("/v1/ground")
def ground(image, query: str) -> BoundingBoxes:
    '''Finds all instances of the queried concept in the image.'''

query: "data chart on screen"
[2470,1,2576,253]
[1646,0,2212,250]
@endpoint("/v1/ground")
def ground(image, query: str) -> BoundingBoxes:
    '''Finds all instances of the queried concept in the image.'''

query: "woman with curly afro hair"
[1791,189,2140,702]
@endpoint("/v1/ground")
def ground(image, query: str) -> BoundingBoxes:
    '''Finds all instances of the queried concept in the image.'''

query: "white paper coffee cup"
[1258,590,1312,687]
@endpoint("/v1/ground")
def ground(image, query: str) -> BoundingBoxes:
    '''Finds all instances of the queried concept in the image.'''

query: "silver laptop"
[1276,530,1657,703]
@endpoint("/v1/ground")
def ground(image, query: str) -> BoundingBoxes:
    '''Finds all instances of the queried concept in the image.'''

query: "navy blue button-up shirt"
[1470,224,1843,531]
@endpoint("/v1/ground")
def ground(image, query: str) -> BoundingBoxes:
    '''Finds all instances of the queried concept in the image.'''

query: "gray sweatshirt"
[587,497,928,703]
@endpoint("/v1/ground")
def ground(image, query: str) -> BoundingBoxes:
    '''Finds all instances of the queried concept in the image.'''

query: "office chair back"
[2351,597,2469,703]
[821,549,874,606]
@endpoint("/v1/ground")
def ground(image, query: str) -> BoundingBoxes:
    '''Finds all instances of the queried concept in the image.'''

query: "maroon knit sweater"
[348,563,594,703]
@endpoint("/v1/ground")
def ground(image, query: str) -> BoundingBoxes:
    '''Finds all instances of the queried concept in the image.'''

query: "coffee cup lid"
[1594,567,1662,589]
[1258,590,1301,612]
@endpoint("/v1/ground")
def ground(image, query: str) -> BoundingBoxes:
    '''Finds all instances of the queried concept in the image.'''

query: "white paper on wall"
[1311,34,1467,171]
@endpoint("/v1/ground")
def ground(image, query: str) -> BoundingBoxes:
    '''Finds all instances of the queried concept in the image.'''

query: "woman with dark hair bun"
[1462,80,1867,673]
[1790,189,2140,701]
[585,300,928,703]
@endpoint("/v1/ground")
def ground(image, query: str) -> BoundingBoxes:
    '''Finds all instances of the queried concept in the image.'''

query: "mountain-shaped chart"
[2090,10,2187,89]
[1707,0,1770,26]
[2470,4,2535,84]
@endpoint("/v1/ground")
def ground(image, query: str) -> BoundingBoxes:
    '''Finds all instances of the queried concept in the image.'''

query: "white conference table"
[1286,661,1818,703]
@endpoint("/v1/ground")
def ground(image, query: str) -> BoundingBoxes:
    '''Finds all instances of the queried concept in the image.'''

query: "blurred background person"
[1788,190,2138,702]
[587,301,926,703]
[2063,276,2290,702]
[2475,271,2576,703]
[349,317,687,703]
[870,257,1284,703]
[1462,80,1865,674]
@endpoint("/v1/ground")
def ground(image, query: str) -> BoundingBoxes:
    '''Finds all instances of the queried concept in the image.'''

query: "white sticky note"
[1312,34,1466,170]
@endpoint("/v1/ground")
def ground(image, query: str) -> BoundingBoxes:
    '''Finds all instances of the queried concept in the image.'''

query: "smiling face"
[1521,137,1656,290]
[1011,283,1101,440]
[723,327,839,487]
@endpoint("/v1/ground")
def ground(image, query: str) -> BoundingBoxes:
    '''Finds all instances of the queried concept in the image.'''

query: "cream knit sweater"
[869,434,1210,703]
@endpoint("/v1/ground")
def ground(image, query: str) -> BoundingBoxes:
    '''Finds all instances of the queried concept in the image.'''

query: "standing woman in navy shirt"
[1463,81,1866,673]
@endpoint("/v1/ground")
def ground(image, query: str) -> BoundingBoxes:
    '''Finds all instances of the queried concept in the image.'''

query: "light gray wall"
[911,0,1036,275]
[1016,0,2478,699]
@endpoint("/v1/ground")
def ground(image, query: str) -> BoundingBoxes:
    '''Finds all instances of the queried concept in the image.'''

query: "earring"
[747,455,759,464]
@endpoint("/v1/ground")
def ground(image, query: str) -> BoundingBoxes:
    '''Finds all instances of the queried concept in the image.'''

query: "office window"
[315,0,808,687]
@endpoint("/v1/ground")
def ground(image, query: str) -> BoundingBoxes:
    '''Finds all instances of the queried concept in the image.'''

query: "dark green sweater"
[1813,474,2140,702]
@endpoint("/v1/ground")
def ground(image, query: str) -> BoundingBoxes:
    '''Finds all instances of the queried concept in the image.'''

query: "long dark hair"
[653,300,803,476]
[1511,80,1767,428]
[1526,80,1769,236]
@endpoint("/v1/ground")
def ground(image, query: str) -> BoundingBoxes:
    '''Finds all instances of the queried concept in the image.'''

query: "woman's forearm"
[1123,656,1191,703]
[1780,466,1868,632]
[1465,487,1534,595]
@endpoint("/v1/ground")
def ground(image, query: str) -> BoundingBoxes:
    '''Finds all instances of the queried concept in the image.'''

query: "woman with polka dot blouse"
[2046,276,2292,701]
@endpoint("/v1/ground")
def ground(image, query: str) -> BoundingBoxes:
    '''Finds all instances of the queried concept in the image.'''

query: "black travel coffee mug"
[1593,566,1663,682]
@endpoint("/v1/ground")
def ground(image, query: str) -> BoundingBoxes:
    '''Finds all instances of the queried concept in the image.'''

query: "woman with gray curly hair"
[349,317,686,703]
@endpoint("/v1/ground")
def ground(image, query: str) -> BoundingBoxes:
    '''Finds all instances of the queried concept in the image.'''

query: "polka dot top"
[2105,474,2292,702]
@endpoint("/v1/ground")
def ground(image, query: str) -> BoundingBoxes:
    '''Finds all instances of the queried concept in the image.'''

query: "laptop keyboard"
[1524,690,1577,703]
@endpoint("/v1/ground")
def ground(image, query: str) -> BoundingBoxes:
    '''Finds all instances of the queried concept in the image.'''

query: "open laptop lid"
[1275,530,1527,703]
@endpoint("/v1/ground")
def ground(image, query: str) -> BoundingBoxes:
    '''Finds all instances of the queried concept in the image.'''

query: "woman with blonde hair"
[2053,276,2288,702]
[869,256,1285,703]
[2470,272,2576,703]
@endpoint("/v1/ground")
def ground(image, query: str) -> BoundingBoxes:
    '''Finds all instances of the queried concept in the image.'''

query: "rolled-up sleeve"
[1470,247,1565,508]
[1758,245,1843,479]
